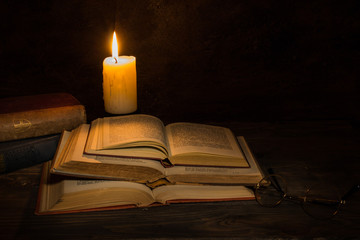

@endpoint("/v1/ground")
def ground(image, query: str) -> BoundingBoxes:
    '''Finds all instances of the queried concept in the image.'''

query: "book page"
[50,180,156,211]
[166,136,262,177]
[51,130,72,169]
[63,179,153,196]
[41,162,66,212]
[165,122,244,158]
[86,118,101,151]
[70,124,166,173]
[153,184,254,204]
[102,114,168,151]
[165,165,259,177]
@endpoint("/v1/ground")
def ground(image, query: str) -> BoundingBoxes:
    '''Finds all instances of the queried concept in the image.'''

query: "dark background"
[0,2,359,239]
[1,0,359,124]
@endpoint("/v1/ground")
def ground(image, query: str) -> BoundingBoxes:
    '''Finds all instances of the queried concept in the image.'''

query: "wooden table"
[1,120,359,239]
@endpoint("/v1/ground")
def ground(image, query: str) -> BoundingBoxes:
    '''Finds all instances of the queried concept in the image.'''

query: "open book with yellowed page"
[37,161,255,215]
[85,114,248,168]
[51,115,264,185]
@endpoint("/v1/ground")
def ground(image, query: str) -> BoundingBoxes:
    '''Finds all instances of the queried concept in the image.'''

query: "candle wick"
[114,57,118,63]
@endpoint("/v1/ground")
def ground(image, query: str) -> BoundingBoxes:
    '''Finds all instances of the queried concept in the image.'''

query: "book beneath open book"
[51,114,263,185]
[36,161,255,215]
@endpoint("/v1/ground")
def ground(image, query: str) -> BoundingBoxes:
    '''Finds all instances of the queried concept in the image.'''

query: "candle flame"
[112,31,118,58]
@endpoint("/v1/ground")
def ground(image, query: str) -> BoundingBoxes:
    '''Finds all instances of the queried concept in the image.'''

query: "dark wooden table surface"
[1,120,359,239]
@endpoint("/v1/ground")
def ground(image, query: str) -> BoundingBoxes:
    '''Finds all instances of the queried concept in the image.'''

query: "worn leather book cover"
[0,93,87,142]
[0,134,61,174]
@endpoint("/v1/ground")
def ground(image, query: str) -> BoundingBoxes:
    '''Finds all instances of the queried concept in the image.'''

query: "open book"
[50,121,263,185]
[85,114,248,168]
[37,161,255,215]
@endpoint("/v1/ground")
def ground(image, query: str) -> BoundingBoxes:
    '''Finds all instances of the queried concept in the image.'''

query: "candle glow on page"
[103,32,137,114]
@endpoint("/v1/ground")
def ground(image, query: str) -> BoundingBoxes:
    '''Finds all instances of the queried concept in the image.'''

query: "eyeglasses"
[254,174,359,220]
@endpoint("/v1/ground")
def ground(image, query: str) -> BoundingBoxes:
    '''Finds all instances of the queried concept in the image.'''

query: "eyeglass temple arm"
[299,184,359,207]
[341,184,360,202]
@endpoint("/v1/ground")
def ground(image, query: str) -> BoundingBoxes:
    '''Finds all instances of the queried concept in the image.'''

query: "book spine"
[0,134,61,174]
[0,105,86,142]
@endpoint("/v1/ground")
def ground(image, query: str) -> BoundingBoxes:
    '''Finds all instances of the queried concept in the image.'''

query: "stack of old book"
[36,114,264,215]
[0,93,86,174]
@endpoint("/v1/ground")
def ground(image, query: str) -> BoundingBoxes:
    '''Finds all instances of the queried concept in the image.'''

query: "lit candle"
[103,31,137,114]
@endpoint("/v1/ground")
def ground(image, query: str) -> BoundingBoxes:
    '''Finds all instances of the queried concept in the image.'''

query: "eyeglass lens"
[302,184,342,220]
[255,174,287,207]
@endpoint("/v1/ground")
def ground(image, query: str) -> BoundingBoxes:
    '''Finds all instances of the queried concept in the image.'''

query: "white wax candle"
[102,32,137,114]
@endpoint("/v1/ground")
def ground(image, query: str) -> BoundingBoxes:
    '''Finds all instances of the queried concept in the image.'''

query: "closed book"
[0,93,86,142]
[0,134,61,174]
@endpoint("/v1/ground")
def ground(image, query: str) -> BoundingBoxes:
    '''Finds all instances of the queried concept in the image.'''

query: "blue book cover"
[0,134,60,174]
